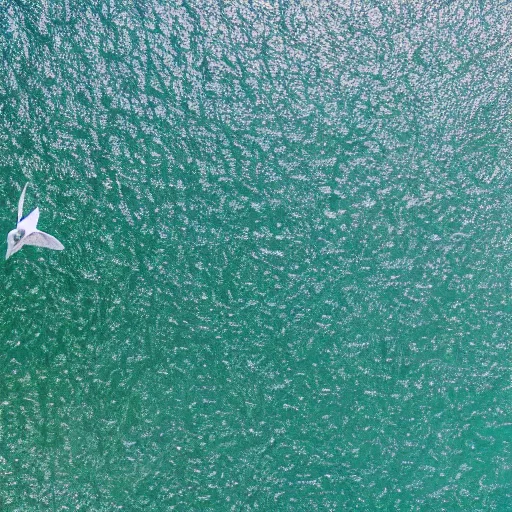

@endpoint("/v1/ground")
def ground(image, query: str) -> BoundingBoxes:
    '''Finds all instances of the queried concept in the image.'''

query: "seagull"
[6,183,64,260]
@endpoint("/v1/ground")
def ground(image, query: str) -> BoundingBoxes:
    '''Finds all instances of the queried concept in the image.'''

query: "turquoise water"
[1,1,511,510]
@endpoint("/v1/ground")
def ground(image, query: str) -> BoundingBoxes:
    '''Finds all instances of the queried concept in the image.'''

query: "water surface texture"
[1,1,511,510]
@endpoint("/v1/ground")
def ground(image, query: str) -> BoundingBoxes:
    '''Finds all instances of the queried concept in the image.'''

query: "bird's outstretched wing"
[19,207,40,233]
[23,230,64,251]
[18,183,29,223]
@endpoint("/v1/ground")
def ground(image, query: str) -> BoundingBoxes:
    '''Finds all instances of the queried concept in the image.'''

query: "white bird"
[6,183,64,260]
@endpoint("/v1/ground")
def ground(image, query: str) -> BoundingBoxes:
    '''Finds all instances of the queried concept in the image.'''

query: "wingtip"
[18,182,30,223]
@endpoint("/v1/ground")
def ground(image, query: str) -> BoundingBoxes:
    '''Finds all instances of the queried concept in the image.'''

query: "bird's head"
[6,228,25,259]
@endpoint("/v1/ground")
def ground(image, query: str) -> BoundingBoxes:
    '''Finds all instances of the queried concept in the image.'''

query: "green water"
[0,1,511,510]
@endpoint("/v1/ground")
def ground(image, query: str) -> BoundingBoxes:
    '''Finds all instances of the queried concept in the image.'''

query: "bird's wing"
[23,230,64,251]
[18,183,29,222]
[18,207,40,233]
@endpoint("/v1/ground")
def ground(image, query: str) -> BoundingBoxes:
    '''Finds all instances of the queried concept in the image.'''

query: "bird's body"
[6,183,64,259]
